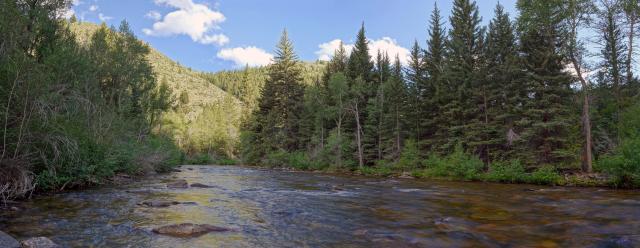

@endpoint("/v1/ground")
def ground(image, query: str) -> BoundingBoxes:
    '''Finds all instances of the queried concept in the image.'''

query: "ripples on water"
[1,165,640,247]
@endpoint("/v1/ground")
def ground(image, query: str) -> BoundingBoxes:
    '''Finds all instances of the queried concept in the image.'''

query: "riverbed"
[1,165,639,247]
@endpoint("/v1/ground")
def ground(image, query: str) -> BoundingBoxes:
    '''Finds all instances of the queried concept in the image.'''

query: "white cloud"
[89,5,98,12]
[98,13,112,22]
[315,37,411,65]
[145,10,162,21]
[316,39,354,61]
[217,47,274,67]
[143,0,228,46]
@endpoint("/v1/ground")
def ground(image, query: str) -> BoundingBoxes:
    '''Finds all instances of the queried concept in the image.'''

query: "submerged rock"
[167,180,188,189]
[20,237,59,248]
[152,223,234,237]
[139,200,180,208]
[0,231,19,248]
[190,183,214,188]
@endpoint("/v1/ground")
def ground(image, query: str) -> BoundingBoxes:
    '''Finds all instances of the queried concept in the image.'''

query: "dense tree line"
[242,0,640,187]
[0,0,181,199]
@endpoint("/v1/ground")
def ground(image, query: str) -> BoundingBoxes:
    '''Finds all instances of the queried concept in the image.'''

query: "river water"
[1,165,639,247]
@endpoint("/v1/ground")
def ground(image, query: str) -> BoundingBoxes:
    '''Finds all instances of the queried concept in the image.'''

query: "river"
[1,165,639,247]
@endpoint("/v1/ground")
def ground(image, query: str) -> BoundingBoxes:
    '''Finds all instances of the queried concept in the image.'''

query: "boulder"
[0,231,19,248]
[20,237,59,248]
[152,223,233,237]
[139,200,180,208]
[190,183,213,188]
[167,180,188,189]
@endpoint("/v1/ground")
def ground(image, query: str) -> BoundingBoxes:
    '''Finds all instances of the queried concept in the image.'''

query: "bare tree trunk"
[354,102,364,169]
[395,105,401,158]
[570,55,593,173]
[336,119,342,168]
[627,14,636,84]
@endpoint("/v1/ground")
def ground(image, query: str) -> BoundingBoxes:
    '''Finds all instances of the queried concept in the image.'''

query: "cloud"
[98,13,112,22]
[316,37,411,65]
[316,39,354,61]
[143,0,229,46]
[145,10,162,21]
[89,5,98,12]
[217,47,274,67]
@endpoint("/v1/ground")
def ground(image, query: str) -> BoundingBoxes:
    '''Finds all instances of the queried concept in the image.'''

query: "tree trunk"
[354,103,364,169]
[570,55,593,173]
[627,15,636,84]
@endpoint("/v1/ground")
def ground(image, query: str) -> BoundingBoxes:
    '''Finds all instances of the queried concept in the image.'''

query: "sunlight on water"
[1,165,640,247]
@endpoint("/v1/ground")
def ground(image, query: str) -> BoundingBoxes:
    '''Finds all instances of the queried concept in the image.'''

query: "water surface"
[1,165,639,247]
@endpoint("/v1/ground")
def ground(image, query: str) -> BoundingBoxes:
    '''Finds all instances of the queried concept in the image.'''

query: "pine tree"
[517,0,576,165]
[442,0,484,153]
[425,4,448,153]
[405,41,425,142]
[252,30,306,154]
[345,24,374,168]
[482,3,521,162]
[382,56,408,159]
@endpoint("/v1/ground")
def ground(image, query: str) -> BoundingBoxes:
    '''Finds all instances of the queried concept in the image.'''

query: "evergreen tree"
[425,4,448,153]
[251,30,306,155]
[516,0,576,165]
[405,41,425,141]
[442,0,484,153]
[482,3,521,162]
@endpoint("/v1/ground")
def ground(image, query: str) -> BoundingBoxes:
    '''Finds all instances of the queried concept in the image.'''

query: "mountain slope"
[68,21,325,157]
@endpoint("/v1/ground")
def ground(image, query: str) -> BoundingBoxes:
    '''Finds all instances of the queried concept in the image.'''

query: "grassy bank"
[245,143,637,189]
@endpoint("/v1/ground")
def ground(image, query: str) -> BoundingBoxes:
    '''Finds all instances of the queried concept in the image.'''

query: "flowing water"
[1,165,640,247]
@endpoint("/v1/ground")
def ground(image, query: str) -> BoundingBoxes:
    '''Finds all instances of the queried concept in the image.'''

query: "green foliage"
[597,104,640,188]
[423,145,484,180]
[395,139,422,170]
[483,160,527,183]
[528,166,562,185]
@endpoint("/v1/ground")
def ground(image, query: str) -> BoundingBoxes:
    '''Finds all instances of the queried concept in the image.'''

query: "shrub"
[423,144,484,180]
[395,139,422,170]
[263,151,310,170]
[596,104,640,188]
[597,138,640,188]
[528,165,562,185]
[483,160,527,183]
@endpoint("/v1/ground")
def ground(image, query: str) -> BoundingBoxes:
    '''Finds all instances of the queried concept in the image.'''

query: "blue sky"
[68,0,518,72]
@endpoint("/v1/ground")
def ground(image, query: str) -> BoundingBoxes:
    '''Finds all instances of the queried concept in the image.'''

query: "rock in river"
[152,223,234,237]
[0,231,19,248]
[139,200,181,208]
[190,183,214,188]
[167,179,189,189]
[20,237,59,248]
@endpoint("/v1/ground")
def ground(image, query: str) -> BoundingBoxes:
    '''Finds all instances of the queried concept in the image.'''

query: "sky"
[66,0,518,73]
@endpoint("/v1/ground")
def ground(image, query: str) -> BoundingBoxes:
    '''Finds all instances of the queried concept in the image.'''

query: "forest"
[0,0,183,200]
[2,0,640,204]
[240,0,640,188]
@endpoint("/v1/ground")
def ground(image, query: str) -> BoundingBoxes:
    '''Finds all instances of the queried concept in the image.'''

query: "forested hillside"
[0,0,183,199]
[69,22,326,158]
[242,0,640,188]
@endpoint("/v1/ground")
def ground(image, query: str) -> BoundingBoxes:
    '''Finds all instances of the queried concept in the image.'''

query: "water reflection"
[1,165,639,247]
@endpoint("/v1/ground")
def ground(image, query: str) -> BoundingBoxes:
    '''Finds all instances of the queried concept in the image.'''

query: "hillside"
[68,21,325,157]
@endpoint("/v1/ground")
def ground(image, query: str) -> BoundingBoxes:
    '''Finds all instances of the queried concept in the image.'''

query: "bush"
[263,151,311,170]
[596,104,640,188]
[597,138,640,188]
[483,160,527,183]
[423,144,484,180]
[528,165,562,185]
[186,153,213,165]
[395,139,422,170]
